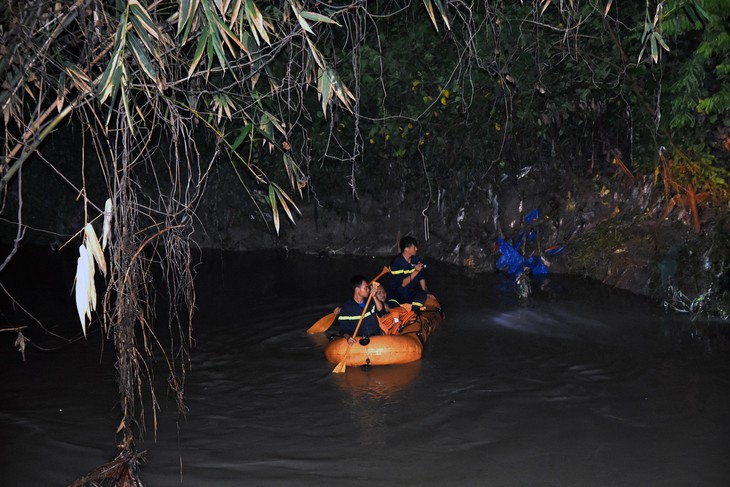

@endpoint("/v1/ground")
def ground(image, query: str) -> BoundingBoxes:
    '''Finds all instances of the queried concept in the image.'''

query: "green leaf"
[231,123,253,151]
[300,10,341,27]
[129,0,162,41]
[654,32,670,53]
[197,1,230,72]
[128,33,158,81]
[318,68,332,117]
[178,0,200,37]
[97,49,122,103]
[268,184,280,234]
[289,0,314,35]
[187,28,208,77]
[121,87,134,134]
[245,0,271,45]
[214,14,246,53]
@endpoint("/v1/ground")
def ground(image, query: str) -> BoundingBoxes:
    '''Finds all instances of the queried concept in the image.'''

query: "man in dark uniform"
[337,275,387,341]
[388,236,429,309]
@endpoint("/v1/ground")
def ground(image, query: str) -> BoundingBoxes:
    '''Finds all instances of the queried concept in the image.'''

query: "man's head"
[350,275,369,299]
[374,284,387,302]
[399,235,418,254]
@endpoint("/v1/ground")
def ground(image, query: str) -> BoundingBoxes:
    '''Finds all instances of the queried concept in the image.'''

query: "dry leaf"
[14,330,28,361]
[102,199,112,250]
[85,223,107,276]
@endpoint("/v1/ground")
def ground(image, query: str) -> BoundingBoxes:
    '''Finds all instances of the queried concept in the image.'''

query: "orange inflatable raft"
[324,296,444,366]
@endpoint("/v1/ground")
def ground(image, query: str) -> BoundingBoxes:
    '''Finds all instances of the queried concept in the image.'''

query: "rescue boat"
[324,295,444,366]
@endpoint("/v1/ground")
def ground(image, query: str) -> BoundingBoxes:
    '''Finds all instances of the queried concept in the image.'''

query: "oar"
[306,312,337,335]
[332,266,390,374]
[307,266,390,335]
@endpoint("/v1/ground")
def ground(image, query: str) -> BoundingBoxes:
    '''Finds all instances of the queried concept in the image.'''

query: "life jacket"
[378,306,416,335]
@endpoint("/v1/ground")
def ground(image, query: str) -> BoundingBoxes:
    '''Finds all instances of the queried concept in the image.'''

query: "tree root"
[69,450,146,487]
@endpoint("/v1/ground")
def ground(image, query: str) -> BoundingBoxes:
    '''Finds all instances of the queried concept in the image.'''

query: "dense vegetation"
[1,0,728,484]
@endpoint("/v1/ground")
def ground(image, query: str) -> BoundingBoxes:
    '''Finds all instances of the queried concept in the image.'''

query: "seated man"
[337,275,388,341]
[388,236,430,309]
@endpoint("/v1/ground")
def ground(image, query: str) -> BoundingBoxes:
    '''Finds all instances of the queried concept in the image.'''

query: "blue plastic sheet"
[496,206,552,277]
[496,237,524,275]
[525,255,549,275]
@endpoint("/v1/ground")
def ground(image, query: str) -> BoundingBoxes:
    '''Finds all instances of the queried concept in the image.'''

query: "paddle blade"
[332,342,353,374]
[332,359,347,374]
[307,312,336,334]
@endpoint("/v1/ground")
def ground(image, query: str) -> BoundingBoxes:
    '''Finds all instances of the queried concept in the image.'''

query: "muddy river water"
[1,249,729,486]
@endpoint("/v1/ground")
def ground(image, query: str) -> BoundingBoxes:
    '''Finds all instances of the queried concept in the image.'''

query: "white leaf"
[86,240,96,312]
[74,244,91,336]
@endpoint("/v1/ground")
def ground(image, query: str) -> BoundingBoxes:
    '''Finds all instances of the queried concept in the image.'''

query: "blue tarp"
[496,237,524,275]
[496,238,549,276]
[496,208,551,277]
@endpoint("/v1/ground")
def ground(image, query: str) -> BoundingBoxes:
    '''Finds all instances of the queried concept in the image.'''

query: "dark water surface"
[1,249,729,486]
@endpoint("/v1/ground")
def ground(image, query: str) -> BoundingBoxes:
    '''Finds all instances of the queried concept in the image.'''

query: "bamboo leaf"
[121,85,134,134]
[604,0,613,17]
[256,112,269,138]
[230,0,243,24]
[268,184,280,234]
[201,3,229,71]
[74,244,91,336]
[283,153,299,190]
[231,122,253,151]
[102,199,112,251]
[289,0,315,35]
[305,36,325,70]
[206,31,216,73]
[273,186,295,224]
[541,0,551,16]
[86,241,96,313]
[331,70,356,108]
[432,0,450,30]
[655,32,670,53]
[128,33,159,81]
[187,27,209,77]
[97,49,122,103]
[64,63,92,95]
[129,0,163,41]
[272,181,301,217]
[178,0,201,37]
[422,0,439,32]
[318,68,332,117]
[300,10,341,27]
[245,0,271,45]
[215,15,246,52]
[84,223,107,276]
[266,111,286,136]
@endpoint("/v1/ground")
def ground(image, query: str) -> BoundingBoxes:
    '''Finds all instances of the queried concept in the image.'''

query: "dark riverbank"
[190,162,730,322]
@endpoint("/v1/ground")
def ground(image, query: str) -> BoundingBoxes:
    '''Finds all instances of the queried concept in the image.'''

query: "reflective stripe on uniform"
[339,309,375,320]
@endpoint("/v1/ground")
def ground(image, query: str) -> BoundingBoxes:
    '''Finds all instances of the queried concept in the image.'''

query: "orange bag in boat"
[378,307,416,335]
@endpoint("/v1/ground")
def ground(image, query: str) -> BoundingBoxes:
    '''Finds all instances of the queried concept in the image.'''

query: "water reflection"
[333,362,422,399]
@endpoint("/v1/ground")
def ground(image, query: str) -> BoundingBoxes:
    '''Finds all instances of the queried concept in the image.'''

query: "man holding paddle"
[337,275,388,343]
[388,236,430,310]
